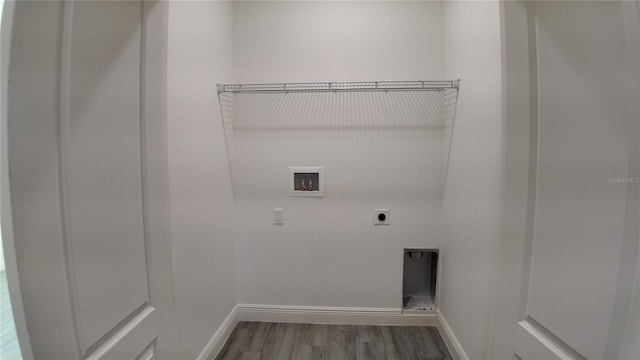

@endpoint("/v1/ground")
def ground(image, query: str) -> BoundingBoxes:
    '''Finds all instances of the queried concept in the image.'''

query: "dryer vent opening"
[403,249,438,312]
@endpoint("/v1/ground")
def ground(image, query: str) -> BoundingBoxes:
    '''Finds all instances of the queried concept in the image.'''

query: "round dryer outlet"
[373,209,390,225]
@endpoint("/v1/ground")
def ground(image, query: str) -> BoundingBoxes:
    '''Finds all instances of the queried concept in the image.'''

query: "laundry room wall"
[166,1,237,357]
[231,1,447,308]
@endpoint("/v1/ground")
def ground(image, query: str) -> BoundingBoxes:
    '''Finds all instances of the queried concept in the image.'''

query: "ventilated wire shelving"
[216,80,460,193]
[217,80,459,94]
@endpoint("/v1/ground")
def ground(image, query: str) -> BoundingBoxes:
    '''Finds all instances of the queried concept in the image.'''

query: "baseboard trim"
[436,311,469,360]
[196,305,239,360]
[199,304,467,360]
[236,303,438,326]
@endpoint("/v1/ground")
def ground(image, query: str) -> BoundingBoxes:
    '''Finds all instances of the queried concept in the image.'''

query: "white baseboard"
[436,311,469,360]
[236,303,438,326]
[200,304,467,360]
[196,306,239,360]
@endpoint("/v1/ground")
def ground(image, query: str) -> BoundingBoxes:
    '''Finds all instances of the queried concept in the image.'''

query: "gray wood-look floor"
[214,321,453,360]
[1,271,22,360]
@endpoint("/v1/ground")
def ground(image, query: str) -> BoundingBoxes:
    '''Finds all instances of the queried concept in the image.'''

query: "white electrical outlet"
[373,209,390,225]
[274,209,284,224]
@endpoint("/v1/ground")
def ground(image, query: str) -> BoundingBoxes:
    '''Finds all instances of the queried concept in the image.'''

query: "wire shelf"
[217,80,459,94]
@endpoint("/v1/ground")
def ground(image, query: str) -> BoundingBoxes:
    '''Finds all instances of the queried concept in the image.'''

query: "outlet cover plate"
[373,209,390,225]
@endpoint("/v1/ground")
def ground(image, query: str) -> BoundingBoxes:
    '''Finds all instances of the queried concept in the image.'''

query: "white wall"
[166,2,237,357]
[232,1,446,308]
[234,1,443,83]
[439,2,503,360]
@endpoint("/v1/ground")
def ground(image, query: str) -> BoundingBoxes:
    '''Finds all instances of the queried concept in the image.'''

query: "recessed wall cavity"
[403,249,438,312]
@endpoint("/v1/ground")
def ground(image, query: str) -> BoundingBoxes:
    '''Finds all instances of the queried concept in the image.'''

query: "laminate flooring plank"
[403,326,431,358]
[392,325,416,359]
[294,323,314,346]
[327,327,356,360]
[246,322,271,354]
[379,326,403,360]
[355,325,382,343]
[261,322,289,359]
[425,326,454,360]
[311,324,328,346]
[414,326,440,358]
[274,322,297,359]
[310,346,328,360]
[239,353,261,360]
[216,326,250,360]
[356,341,384,360]
[336,324,355,331]
[408,326,448,359]
[259,322,279,358]
[290,344,312,360]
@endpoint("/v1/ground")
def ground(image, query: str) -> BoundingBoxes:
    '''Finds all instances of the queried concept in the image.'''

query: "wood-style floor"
[1,271,22,360]
[214,321,453,360]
